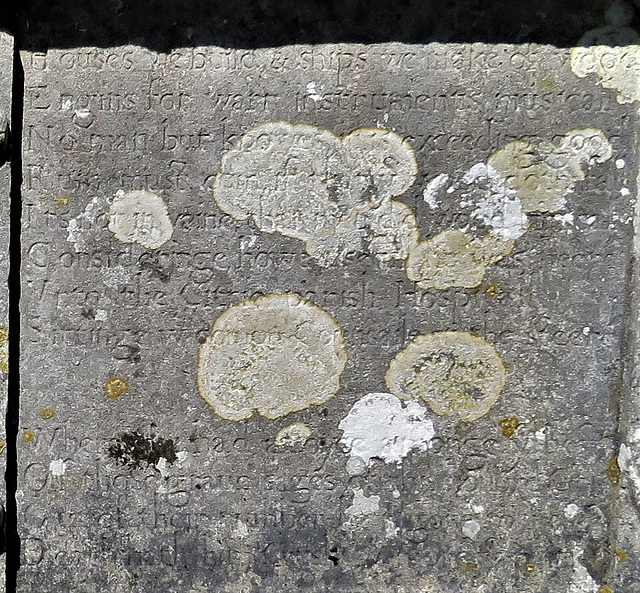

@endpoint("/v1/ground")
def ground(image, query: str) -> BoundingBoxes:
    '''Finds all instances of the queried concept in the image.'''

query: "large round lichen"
[385,331,506,422]
[212,122,419,267]
[197,293,348,421]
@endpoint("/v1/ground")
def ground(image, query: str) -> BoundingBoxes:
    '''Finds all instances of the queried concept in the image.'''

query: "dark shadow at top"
[5,0,640,51]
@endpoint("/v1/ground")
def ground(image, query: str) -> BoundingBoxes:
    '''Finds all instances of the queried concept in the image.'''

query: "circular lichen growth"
[274,422,313,447]
[40,408,57,420]
[105,376,129,399]
[197,293,347,421]
[23,429,35,442]
[385,331,506,422]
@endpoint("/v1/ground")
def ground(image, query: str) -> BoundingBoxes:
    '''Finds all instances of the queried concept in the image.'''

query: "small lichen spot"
[108,189,173,249]
[485,284,498,297]
[274,422,313,447]
[614,549,627,562]
[54,195,69,209]
[0,441,4,454]
[607,456,622,486]
[599,587,614,593]
[40,408,56,420]
[525,564,535,574]
[23,430,35,442]
[105,376,129,399]
[499,417,520,438]
[0,325,8,373]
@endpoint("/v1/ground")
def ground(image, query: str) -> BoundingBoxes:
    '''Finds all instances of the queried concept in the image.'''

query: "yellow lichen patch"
[23,429,35,442]
[274,422,313,447]
[498,417,520,438]
[0,325,8,373]
[197,293,347,421]
[607,456,622,486]
[105,376,129,399]
[525,563,535,574]
[40,408,56,420]
[488,129,613,213]
[54,195,70,209]
[0,441,5,454]
[614,549,628,562]
[484,284,498,297]
[213,122,419,267]
[570,44,640,104]
[599,586,614,593]
[405,229,514,290]
[385,331,506,423]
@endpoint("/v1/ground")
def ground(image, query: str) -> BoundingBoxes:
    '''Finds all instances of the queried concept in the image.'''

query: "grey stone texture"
[16,42,640,592]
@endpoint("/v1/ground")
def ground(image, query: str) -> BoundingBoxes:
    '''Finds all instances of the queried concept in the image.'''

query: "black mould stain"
[108,430,177,470]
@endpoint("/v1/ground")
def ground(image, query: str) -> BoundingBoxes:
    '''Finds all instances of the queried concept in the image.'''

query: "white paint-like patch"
[619,442,640,493]
[616,158,626,169]
[554,212,575,227]
[462,520,481,539]
[305,82,324,102]
[156,457,170,478]
[584,216,597,226]
[568,548,599,593]
[345,488,380,520]
[213,122,418,267]
[274,422,313,447]
[461,163,528,240]
[488,130,613,213]
[564,503,580,519]
[95,309,108,322]
[582,326,591,336]
[469,503,484,514]
[49,459,66,476]
[108,189,173,249]
[406,229,514,290]
[621,187,631,196]
[386,331,506,422]
[423,173,450,209]
[338,392,435,475]
[66,195,109,253]
[197,293,347,421]
[233,520,250,540]
[571,44,640,104]
[385,518,399,538]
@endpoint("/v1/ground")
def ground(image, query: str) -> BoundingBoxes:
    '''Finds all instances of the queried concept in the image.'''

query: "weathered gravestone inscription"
[0,30,12,589]
[16,43,640,591]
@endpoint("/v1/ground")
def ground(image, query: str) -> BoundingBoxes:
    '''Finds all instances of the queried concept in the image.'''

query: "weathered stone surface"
[17,43,638,591]
[0,30,12,591]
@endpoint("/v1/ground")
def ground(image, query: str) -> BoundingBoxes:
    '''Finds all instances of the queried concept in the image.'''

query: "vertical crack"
[6,38,23,593]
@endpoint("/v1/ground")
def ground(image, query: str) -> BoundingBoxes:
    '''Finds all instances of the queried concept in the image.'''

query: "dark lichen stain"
[606,456,621,486]
[108,430,177,470]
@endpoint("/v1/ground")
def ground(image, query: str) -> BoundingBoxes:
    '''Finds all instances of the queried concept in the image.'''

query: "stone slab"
[17,43,639,592]
[0,30,12,590]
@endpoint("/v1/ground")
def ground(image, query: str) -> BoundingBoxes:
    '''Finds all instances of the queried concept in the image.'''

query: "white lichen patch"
[568,547,599,593]
[49,459,66,476]
[405,229,514,290]
[571,43,640,104]
[66,195,109,253]
[345,488,380,520]
[213,122,418,267]
[197,293,347,421]
[338,392,435,475]
[460,163,529,240]
[488,129,613,213]
[462,520,481,539]
[108,189,173,249]
[385,331,506,422]
[274,422,313,447]
[423,173,450,209]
